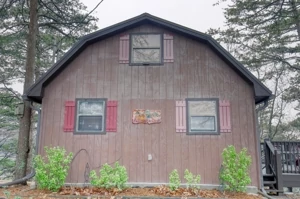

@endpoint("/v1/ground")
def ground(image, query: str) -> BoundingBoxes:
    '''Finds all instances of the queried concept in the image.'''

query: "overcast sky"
[82,0,226,33]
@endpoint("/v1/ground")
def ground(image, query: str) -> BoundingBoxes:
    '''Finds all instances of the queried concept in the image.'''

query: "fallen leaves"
[0,184,263,199]
[56,185,260,198]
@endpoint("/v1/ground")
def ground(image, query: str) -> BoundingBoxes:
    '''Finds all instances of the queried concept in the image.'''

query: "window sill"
[187,131,220,135]
[74,131,106,135]
[129,62,163,66]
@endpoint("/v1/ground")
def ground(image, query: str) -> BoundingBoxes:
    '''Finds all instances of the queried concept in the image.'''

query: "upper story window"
[75,99,106,134]
[130,34,162,65]
[186,99,219,135]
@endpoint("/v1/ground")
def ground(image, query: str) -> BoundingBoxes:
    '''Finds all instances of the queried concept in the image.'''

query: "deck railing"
[261,141,300,174]
[271,141,300,174]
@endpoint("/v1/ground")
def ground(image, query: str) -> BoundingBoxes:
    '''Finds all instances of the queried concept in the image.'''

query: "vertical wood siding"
[40,24,259,187]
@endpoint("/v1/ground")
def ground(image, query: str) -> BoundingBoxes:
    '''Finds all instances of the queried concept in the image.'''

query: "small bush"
[90,162,128,190]
[34,146,73,192]
[220,145,252,192]
[184,169,201,189]
[169,169,181,191]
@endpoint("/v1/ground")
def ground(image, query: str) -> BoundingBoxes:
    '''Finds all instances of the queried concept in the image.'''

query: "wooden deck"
[262,140,300,194]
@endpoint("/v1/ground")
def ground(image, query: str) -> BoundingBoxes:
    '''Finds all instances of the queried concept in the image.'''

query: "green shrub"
[34,146,73,192]
[169,169,181,191]
[90,162,128,190]
[220,145,252,192]
[184,169,201,189]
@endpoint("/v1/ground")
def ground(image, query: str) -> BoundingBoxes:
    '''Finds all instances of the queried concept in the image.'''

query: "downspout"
[0,101,41,187]
[255,99,271,197]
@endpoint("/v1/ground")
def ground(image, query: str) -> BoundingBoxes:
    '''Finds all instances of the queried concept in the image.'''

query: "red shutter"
[176,101,186,132]
[63,101,75,132]
[106,101,118,132]
[164,33,174,63]
[119,34,129,64]
[219,100,231,133]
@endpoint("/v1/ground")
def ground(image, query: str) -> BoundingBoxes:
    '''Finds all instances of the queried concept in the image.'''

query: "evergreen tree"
[0,0,100,179]
[209,0,300,140]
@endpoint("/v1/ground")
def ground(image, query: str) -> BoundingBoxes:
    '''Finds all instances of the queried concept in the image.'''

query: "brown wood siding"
[40,24,260,187]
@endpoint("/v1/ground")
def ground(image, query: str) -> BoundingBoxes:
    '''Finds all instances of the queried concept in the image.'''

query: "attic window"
[130,34,162,65]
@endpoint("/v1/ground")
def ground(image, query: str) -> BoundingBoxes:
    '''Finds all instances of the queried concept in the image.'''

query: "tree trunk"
[14,0,38,180]
[290,0,300,40]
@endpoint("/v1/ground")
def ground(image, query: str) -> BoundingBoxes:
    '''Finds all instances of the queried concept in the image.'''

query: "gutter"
[0,101,41,187]
[255,99,274,198]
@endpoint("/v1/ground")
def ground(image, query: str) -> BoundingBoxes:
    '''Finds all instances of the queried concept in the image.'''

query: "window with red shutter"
[120,33,174,65]
[74,99,106,134]
[186,98,219,135]
[64,101,75,132]
[106,101,118,132]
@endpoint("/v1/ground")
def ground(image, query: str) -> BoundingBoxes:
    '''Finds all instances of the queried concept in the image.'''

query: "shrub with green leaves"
[90,162,128,190]
[220,145,252,192]
[184,169,201,189]
[34,146,73,192]
[169,169,181,191]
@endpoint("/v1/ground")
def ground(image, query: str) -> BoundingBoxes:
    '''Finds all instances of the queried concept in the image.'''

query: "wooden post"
[275,150,283,196]
[264,139,271,174]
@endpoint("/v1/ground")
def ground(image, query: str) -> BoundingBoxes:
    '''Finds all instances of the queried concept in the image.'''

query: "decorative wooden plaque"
[132,109,161,124]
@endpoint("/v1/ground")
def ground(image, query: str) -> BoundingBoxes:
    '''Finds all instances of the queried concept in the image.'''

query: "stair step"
[263,180,276,185]
[265,189,284,193]
[263,173,274,177]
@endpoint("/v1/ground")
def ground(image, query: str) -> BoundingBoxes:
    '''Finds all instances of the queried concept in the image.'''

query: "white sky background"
[83,0,226,33]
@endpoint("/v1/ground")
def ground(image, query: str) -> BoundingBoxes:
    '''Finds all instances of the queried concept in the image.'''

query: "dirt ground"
[0,184,263,199]
[1,185,300,199]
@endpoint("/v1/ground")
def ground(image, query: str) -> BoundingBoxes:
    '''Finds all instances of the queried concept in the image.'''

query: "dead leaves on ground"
[0,185,262,198]
[57,185,261,199]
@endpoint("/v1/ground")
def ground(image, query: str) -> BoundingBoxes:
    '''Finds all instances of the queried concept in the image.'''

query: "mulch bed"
[0,185,263,199]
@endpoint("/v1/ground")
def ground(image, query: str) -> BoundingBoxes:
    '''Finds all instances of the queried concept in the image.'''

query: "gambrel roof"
[25,13,272,104]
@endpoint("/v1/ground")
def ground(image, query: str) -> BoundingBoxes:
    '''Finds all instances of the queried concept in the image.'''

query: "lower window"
[75,99,106,134]
[186,99,219,134]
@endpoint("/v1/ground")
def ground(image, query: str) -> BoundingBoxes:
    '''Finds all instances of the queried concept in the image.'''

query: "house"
[25,13,272,188]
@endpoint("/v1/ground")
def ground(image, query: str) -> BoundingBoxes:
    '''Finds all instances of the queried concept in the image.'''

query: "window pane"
[78,116,103,131]
[191,116,215,131]
[188,100,218,133]
[78,101,104,115]
[132,49,161,63]
[132,34,161,48]
[189,101,216,116]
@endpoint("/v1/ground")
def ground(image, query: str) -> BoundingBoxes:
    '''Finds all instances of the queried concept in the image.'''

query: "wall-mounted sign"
[132,109,161,124]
